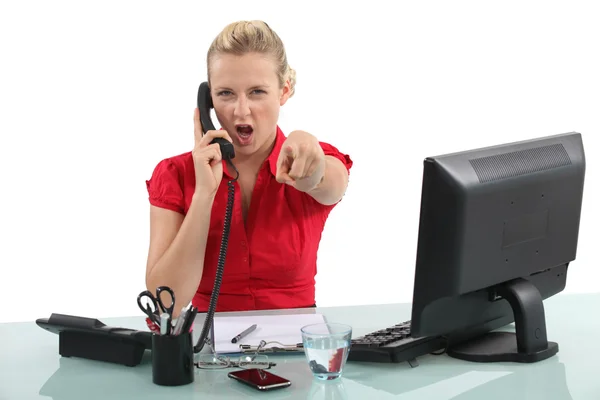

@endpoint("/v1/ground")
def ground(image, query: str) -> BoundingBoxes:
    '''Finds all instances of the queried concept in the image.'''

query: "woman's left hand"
[275,130,325,193]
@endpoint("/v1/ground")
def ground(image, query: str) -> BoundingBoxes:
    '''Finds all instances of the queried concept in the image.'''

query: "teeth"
[237,125,253,137]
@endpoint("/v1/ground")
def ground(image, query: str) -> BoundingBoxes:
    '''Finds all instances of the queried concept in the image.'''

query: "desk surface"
[1,293,598,399]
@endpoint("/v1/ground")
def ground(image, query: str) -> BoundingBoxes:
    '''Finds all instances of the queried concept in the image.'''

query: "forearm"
[307,156,349,205]
[146,193,214,315]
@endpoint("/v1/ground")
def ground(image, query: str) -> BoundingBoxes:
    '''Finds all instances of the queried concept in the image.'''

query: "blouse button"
[241,241,246,246]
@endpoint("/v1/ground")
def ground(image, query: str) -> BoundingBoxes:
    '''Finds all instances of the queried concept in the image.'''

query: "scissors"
[137,286,176,331]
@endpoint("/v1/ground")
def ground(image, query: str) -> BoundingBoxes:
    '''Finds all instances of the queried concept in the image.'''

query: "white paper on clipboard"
[212,313,326,354]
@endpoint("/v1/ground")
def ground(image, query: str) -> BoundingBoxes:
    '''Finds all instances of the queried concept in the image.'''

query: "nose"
[233,95,250,118]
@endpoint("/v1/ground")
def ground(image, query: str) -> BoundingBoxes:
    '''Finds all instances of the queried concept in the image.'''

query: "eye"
[251,89,266,95]
[216,90,232,96]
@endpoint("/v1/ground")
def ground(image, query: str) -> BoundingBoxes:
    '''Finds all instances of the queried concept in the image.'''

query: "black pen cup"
[151,331,194,386]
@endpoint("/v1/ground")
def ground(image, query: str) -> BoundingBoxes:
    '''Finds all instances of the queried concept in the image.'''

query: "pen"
[160,313,170,335]
[180,306,198,335]
[231,324,257,343]
[172,306,189,335]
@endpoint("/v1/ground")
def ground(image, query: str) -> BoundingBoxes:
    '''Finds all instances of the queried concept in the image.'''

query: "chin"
[232,141,256,156]
[234,145,255,155]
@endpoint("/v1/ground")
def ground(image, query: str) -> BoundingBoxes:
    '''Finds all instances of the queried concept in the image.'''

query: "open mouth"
[235,124,254,144]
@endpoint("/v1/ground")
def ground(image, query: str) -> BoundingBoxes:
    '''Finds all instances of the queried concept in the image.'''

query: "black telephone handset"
[197,81,236,160]
[192,81,238,354]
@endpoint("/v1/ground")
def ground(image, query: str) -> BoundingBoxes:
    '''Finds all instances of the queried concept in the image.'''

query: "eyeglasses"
[194,339,277,370]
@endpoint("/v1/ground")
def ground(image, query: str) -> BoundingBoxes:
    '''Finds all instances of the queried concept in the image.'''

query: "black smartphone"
[228,369,291,391]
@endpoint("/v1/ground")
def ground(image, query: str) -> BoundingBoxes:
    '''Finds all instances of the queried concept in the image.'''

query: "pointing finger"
[289,154,307,180]
[276,150,293,183]
[276,144,291,167]
[284,144,295,157]
[276,158,292,183]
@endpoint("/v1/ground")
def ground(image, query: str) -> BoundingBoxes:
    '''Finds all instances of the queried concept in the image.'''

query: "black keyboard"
[347,320,445,365]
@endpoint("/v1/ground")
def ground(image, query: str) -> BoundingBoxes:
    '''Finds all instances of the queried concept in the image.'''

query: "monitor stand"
[446,278,558,363]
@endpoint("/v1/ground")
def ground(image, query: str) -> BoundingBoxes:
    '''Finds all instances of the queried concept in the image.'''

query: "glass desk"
[1,293,598,399]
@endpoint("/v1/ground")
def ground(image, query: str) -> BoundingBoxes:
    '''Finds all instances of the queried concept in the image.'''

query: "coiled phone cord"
[193,159,239,353]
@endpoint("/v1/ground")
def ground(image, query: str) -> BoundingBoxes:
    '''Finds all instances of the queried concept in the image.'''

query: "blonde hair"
[207,20,296,97]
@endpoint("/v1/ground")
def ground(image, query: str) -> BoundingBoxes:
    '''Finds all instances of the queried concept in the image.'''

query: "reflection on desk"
[1,294,600,399]
[307,379,348,400]
[342,357,571,399]
[38,355,197,400]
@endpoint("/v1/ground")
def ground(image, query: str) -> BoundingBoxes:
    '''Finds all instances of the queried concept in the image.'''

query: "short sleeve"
[319,141,353,173]
[302,141,353,211]
[145,158,185,214]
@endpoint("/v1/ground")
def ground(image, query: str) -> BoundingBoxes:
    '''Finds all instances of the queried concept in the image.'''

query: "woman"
[145,20,353,315]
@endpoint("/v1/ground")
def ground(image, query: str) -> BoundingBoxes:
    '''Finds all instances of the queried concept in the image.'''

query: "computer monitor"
[409,132,585,363]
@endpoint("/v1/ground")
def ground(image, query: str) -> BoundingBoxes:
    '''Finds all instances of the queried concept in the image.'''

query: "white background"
[0,0,598,323]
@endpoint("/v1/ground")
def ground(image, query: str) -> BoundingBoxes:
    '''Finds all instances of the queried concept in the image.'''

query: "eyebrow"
[213,84,271,91]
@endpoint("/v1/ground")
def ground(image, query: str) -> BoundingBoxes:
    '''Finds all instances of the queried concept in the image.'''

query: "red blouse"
[146,126,353,312]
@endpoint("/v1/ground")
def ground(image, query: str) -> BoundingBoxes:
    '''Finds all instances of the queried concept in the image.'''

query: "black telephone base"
[36,314,152,367]
[58,330,148,367]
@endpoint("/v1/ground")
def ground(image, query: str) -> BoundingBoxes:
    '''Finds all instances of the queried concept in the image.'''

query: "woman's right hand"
[192,107,233,197]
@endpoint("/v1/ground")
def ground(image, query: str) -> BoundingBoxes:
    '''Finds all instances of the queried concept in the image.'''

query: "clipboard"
[210,313,326,354]
[239,342,304,354]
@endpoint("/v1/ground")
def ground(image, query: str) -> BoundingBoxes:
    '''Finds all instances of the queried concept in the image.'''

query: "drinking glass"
[301,323,352,380]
